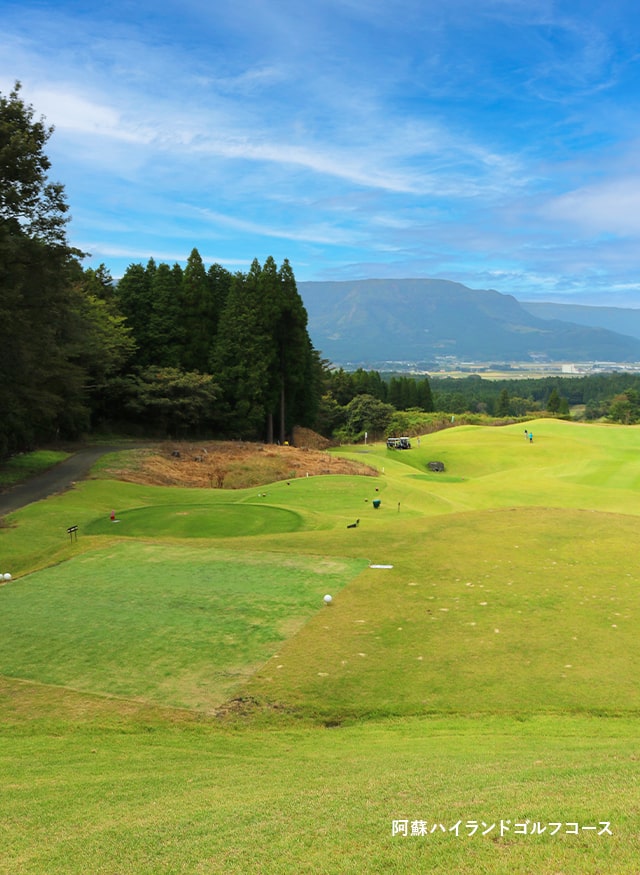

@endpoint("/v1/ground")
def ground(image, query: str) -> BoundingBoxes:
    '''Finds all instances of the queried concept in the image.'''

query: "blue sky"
[2,0,640,305]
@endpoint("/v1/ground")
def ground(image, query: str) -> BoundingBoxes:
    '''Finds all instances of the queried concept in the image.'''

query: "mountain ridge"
[298,278,640,365]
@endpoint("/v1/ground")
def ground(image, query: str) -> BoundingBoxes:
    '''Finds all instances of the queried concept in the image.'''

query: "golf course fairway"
[1,419,639,874]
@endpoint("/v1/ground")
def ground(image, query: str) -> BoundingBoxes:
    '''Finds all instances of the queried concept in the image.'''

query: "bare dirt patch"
[97,440,378,489]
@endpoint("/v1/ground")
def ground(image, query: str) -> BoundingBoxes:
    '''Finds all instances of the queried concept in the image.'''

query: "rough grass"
[0,450,69,487]
[2,419,640,873]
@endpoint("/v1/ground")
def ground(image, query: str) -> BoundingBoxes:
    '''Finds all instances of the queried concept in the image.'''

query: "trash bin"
[372,499,381,509]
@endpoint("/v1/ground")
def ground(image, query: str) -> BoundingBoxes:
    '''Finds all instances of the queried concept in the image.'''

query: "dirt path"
[0,445,142,515]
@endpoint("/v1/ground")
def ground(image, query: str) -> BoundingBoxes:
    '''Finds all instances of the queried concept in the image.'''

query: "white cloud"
[192,206,359,246]
[29,88,152,143]
[79,241,247,268]
[545,177,640,236]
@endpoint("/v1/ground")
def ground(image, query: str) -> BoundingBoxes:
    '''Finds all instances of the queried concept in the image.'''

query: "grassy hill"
[1,421,639,873]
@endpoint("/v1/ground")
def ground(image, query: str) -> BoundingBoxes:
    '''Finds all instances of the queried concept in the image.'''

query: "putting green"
[84,503,303,538]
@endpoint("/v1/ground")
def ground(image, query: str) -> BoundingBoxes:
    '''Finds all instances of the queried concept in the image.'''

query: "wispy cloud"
[544,176,640,236]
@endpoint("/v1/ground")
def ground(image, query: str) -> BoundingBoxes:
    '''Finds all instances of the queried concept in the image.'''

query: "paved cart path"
[0,445,148,515]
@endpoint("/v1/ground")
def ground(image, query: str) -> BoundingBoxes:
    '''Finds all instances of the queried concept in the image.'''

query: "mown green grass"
[0,543,365,709]
[0,700,637,874]
[83,502,303,538]
[1,419,640,873]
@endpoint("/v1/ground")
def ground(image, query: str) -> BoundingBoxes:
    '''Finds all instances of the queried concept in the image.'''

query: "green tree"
[326,368,354,406]
[148,262,183,367]
[314,392,347,437]
[207,262,233,341]
[496,387,510,417]
[271,258,319,442]
[81,263,116,303]
[72,267,135,373]
[0,82,91,454]
[417,377,434,412]
[211,257,319,441]
[0,81,69,245]
[115,262,155,365]
[547,387,561,414]
[509,395,531,416]
[180,248,213,372]
[342,394,395,441]
[211,261,274,438]
[112,367,219,436]
[609,391,640,424]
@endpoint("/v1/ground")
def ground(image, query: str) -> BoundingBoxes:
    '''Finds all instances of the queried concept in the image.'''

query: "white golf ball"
[3,573,11,581]
[323,594,332,604]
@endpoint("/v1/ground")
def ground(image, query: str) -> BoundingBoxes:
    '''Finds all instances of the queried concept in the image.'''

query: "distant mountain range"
[520,301,640,341]
[298,278,640,366]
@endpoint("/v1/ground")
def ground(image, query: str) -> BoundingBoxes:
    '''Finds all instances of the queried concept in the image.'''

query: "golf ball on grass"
[323,594,333,605]
[3,573,11,581]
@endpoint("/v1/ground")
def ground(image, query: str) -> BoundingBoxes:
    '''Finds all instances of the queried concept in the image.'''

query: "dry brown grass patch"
[98,441,377,489]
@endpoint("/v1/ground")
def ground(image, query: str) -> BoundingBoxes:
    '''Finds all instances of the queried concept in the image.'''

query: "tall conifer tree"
[115,262,155,365]
[180,248,213,372]
[211,259,274,438]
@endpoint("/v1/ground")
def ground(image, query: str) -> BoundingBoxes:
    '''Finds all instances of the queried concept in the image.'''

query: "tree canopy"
[0,83,134,455]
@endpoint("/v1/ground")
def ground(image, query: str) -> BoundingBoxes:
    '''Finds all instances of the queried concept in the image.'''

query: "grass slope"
[1,419,640,873]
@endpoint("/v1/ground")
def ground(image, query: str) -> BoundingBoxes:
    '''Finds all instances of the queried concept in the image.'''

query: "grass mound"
[84,503,303,538]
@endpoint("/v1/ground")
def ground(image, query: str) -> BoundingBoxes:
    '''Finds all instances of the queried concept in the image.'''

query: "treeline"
[311,368,640,442]
[426,373,640,421]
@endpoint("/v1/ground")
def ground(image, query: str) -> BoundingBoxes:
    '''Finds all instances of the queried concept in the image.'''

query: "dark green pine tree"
[546,387,561,414]
[115,261,155,366]
[260,255,283,442]
[82,263,116,304]
[180,248,214,372]
[148,262,184,367]
[388,377,403,409]
[417,377,434,412]
[207,262,233,341]
[171,261,184,289]
[210,256,320,441]
[210,259,275,438]
[270,258,319,443]
[496,387,511,416]
[326,368,355,406]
